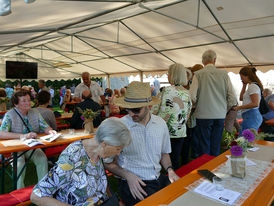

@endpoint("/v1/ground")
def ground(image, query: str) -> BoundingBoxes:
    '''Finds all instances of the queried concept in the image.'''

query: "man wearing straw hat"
[105,81,179,206]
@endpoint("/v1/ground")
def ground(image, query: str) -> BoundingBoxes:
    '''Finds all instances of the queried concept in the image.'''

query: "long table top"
[0,131,94,155]
[136,140,274,206]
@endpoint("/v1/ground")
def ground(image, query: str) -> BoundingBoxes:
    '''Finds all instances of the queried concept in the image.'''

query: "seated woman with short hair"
[0,89,57,189]
[37,90,57,130]
[31,117,132,206]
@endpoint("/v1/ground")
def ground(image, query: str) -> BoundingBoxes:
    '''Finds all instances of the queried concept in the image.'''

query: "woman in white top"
[233,66,263,135]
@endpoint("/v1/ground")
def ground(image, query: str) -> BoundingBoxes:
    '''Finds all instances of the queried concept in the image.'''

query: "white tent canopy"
[0,0,274,80]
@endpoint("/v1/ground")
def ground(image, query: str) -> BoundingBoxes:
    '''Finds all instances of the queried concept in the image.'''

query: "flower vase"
[84,119,94,134]
[0,103,6,111]
[230,154,246,178]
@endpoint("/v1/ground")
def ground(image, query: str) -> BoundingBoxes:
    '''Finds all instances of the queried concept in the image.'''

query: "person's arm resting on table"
[44,127,57,135]
[0,114,37,140]
[104,157,148,201]
[160,153,180,183]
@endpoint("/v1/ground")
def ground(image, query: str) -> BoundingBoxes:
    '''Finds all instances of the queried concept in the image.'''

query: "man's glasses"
[126,107,142,114]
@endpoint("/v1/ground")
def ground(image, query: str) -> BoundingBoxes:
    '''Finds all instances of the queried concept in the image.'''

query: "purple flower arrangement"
[230,129,255,156]
[230,145,243,156]
[241,129,255,142]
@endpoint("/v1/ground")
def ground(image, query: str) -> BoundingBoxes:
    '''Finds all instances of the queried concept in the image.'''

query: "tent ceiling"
[0,0,274,80]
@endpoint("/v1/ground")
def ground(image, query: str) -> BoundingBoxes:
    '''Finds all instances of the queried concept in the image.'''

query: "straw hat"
[114,81,160,108]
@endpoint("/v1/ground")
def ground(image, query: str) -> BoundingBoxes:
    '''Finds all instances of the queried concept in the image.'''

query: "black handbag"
[254,83,269,115]
[258,94,269,115]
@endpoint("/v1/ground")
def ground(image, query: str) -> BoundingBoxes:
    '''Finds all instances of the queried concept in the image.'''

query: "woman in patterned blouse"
[157,63,192,170]
[31,117,132,206]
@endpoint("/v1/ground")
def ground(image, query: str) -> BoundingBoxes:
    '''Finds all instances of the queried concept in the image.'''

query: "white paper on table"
[39,133,62,142]
[23,139,45,147]
[61,131,95,139]
[193,181,241,205]
[248,147,260,152]
[225,155,256,166]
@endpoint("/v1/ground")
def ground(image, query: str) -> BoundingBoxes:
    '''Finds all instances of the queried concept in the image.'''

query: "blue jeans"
[196,119,225,156]
[240,108,263,136]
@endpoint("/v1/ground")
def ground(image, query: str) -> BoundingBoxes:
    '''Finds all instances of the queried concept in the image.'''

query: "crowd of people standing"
[0,49,273,206]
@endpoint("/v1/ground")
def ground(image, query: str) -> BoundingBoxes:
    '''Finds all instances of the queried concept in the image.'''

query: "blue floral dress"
[33,140,108,206]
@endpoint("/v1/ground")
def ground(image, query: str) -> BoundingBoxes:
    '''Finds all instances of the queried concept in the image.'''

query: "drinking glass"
[213,176,224,191]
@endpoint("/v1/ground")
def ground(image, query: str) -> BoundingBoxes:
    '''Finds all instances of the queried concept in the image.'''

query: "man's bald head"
[82,72,91,86]
[82,89,92,100]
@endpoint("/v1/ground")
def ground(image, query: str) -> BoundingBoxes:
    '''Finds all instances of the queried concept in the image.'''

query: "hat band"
[124,97,152,103]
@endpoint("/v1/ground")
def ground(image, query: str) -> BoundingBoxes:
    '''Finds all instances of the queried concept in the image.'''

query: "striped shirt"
[118,114,171,180]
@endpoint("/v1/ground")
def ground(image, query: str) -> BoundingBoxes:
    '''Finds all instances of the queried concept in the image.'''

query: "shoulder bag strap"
[253,82,263,94]
[13,108,31,133]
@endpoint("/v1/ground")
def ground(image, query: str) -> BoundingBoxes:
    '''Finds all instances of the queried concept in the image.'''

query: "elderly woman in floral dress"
[31,117,132,206]
[157,63,192,170]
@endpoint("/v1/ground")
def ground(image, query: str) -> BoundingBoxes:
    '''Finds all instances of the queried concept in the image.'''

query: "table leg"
[12,152,17,190]
[1,155,5,194]
[13,150,35,190]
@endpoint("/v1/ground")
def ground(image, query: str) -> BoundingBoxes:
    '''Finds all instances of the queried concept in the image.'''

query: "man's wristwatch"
[166,166,174,172]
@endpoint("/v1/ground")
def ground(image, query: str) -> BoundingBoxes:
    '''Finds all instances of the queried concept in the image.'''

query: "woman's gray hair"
[95,117,132,147]
[202,49,217,65]
[168,63,188,86]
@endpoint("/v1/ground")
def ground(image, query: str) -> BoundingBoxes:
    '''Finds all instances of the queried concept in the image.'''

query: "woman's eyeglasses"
[126,107,142,114]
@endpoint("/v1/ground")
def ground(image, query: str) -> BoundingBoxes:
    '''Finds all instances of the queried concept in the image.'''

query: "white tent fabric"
[0,0,274,80]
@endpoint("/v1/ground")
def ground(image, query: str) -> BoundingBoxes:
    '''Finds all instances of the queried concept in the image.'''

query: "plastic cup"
[213,176,224,191]
[68,129,75,135]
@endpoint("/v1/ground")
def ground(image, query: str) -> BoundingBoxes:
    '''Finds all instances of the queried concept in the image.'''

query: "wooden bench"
[44,145,68,158]
[0,185,34,206]
[175,154,215,178]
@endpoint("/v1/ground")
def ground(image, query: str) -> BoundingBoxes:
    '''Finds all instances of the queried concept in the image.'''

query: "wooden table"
[55,112,73,120]
[136,140,274,206]
[64,101,78,112]
[0,131,94,193]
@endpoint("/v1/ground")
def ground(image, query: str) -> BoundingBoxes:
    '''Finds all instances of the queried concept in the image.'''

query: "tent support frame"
[201,0,252,65]
[75,36,142,73]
